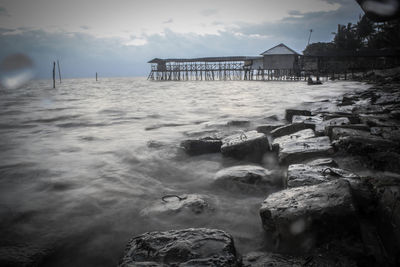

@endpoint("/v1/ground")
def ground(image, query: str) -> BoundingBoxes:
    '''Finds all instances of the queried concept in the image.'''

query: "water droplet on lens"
[0,53,35,89]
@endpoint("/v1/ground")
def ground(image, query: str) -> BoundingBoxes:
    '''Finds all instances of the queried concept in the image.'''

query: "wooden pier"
[147,57,303,81]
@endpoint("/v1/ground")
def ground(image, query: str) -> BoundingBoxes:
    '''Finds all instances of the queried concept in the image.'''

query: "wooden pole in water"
[57,60,62,83]
[96,72,98,81]
[52,61,56,89]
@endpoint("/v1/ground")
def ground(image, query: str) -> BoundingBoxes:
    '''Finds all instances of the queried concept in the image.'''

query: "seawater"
[0,77,368,266]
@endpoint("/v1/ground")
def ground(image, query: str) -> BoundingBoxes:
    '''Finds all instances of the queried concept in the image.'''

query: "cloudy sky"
[0,0,364,78]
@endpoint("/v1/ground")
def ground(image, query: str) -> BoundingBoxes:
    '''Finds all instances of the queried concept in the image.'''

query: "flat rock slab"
[119,228,239,267]
[214,165,281,193]
[325,124,370,139]
[140,194,213,216]
[292,115,323,130]
[221,131,269,161]
[260,180,358,250]
[272,129,315,151]
[285,109,311,122]
[181,137,222,155]
[315,117,350,136]
[286,164,358,188]
[305,158,338,167]
[256,123,285,134]
[278,136,334,165]
[270,123,311,138]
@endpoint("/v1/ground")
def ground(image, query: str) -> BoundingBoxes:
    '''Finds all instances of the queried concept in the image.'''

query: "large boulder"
[119,228,240,267]
[278,136,334,165]
[292,115,323,130]
[286,164,358,188]
[256,123,285,134]
[181,137,222,155]
[259,180,358,251]
[140,194,213,216]
[271,129,315,151]
[213,165,281,194]
[221,131,269,161]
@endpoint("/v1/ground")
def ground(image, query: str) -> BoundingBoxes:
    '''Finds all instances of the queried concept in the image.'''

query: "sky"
[0,0,365,78]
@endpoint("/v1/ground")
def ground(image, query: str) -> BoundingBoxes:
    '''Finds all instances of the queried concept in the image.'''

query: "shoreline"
[119,72,400,266]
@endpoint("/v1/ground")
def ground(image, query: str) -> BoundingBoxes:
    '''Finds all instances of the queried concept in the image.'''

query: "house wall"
[263,54,296,69]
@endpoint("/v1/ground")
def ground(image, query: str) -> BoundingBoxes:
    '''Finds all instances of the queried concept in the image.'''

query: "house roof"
[260,43,300,56]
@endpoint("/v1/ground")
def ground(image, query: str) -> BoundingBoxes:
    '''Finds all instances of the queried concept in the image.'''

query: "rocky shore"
[119,76,400,266]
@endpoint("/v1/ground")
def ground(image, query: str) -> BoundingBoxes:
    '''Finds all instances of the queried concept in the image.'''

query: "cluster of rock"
[120,81,400,266]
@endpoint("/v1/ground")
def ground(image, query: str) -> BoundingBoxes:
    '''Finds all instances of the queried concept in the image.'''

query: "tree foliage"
[303,14,399,55]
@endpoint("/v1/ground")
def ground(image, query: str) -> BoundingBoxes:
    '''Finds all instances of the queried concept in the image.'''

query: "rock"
[256,124,285,134]
[368,151,400,173]
[119,228,240,267]
[181,137,222,155]
[306,158,338,167]
[242,251,357,267]
[292,115,323,130]
[325,124,370,139]
[370,126,400,142]
[285,109,311,122]
[360,114,399,127]
[140,194,213,216]
[259,180,358,251]
[271,129,315,151]
[322,113,361,124]
[286,164,358,188]
[221,131,269,162]
[278,136,334,165]
[213,165,281,193]
[315,117,350,136]
[270,123,311,138]
[332,129,399,154]
[227,120,251,127]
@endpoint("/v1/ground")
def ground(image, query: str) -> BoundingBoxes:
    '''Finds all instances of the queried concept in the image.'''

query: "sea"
[0,77,368,266]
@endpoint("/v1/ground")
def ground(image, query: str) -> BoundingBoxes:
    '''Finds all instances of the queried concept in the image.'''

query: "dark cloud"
[0,1,366,78]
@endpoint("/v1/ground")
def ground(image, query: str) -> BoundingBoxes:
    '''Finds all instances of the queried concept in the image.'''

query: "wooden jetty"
[148,43,304,81]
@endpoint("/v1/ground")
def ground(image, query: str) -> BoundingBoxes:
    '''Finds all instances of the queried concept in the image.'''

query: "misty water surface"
[0,78,368,266]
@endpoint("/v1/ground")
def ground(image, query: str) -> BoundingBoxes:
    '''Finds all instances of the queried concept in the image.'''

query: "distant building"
[259,43,301,72]
[147,43,302,81]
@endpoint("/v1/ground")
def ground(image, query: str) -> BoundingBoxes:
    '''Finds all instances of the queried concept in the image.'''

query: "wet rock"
[305,158,338,167]
[256,123,285,134]
[332,128,399,154]
[259,180,358,251]
[227,120,251,127]
[370,126,400,142]
[325,124,370,139]
[285,109,311,122]
[286,164,358,188]
[270,123,311,138]
[390,110,400,120]
[360,114,399,127]
[242,251,357,267]
[221,131,269,161]
[322,112,361,124]
[140,194,213,216]
[213,165,281,193]
[181,137,222,155]
[271,129,315,151]
[278,136,334,165]
[368,151,400,173]
[119,228,240,267]
[315,117,350,136]
[292,115,323,130]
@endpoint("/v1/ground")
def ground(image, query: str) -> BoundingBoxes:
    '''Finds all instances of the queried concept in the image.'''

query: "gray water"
[0,77,368,266]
